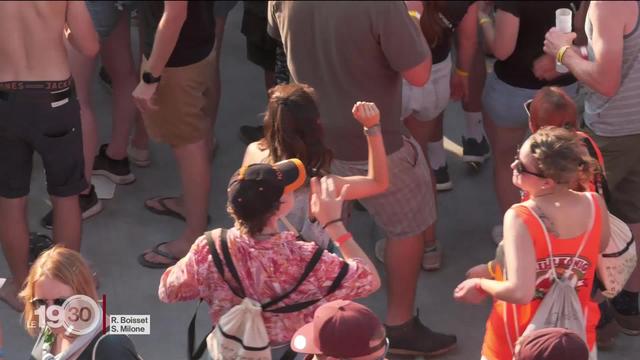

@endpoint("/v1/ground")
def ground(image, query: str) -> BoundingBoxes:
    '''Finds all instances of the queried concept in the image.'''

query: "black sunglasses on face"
[514,147,545,178]
[30,298,67,308]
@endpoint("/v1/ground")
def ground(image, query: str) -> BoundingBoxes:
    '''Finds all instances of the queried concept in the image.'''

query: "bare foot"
[0,279,25,312]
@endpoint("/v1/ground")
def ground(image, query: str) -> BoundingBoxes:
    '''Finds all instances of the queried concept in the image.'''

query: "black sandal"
[137,242,181,269]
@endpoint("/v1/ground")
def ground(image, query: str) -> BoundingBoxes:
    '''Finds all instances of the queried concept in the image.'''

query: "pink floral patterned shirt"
[158,228,377,345]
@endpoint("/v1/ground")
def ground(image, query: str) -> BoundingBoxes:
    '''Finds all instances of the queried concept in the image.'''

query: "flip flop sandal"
[144,196,212,224]
[137,242,181,269]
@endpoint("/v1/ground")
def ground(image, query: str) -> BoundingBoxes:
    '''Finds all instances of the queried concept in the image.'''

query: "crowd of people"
[0,1,639,359]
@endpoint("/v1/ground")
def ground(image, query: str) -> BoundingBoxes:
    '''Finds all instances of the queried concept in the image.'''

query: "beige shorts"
[331,137,437,240]
[586,127,640,223]
[141,50,215,147]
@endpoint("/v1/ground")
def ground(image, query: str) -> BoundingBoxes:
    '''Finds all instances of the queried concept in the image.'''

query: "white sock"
[427,140,446,169]
[464,111,485,141]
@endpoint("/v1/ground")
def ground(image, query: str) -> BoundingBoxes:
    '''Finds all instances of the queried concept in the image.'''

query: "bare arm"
[451,3,478,101]
[332,102,389,201]
[479,209,537,304]
[402,57,432,87]
[145,1,188,76]
[479,8,519,61]
[65,0,99,58]
[311,177,381,290]
[456,3,478,73]
[549,2,624,97]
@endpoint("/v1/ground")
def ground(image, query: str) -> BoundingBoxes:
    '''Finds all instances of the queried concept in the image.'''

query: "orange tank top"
[482,193,602,360]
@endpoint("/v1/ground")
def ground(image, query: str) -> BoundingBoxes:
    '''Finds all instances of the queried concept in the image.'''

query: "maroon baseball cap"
[291,300,387,358]
[515,328,589,360]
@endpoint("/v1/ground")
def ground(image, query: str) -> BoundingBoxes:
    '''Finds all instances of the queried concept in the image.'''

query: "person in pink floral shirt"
[158,158,381,351]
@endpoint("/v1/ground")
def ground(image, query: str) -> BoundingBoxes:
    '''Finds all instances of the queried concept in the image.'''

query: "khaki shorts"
[331,137,437,240]
[586,127,640,223]
[141,50,215,147]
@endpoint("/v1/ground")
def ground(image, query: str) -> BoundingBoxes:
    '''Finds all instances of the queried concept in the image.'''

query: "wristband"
[479,17,492,26]
[455,67,470,77]
[334,232,353,247]
[322,219,343,230]
[556,45,571,65]
[363,124,381,136]
[487,260,496,278]
[408,10,421,21]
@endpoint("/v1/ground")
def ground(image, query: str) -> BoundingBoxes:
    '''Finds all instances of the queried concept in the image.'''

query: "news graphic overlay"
[33,295,102,335]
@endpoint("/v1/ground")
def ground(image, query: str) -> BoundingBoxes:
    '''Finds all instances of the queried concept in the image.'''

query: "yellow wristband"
[408,10,421,21]
[455,67,470,77]
[556,45,571,65]
[479,17,492,26]
[487,260,496,278]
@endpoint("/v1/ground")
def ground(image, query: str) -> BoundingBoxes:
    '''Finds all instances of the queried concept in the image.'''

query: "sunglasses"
[523,99,533,118]
[514,147,545,178]
[30,297,67,308]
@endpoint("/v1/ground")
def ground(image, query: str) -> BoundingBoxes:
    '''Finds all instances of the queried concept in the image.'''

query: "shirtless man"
[0,1,99,311]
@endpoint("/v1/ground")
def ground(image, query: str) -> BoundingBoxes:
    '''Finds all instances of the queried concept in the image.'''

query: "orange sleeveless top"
[482,193,602,360]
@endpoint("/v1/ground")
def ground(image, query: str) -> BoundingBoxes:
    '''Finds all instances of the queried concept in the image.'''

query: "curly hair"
[260,84,332,176]
[528,126,597,186]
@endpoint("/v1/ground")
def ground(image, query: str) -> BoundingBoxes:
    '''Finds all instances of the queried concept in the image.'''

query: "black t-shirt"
[141,1,215,68]
[424,1,473,64]
[493,1,578,89]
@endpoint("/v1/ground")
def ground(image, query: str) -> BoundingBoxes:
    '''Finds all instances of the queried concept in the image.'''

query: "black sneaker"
[462,136,491,165]
[433,164,453,191]
[40,185,104,229]
[239,125,264,144]
[597,301,621,349]
[98,66,112,91]
[611,290,640,336]
[385,312,457,357]
[29,233,54,265]
[93,144,136,184]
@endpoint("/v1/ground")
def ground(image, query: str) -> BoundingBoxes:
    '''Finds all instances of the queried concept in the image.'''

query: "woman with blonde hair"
[454,127,610,359]
[21,246,140,360]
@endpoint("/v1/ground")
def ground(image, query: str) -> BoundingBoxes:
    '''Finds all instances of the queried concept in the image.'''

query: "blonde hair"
[528,126,597,186]
[19,246,98,336]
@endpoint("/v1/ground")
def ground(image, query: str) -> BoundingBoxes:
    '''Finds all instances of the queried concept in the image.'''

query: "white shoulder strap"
[525,193,595,280]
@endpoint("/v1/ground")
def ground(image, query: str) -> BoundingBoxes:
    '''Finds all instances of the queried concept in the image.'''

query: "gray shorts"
[482,72,578,128]
[86,1,137,40]
[331,137,437,240]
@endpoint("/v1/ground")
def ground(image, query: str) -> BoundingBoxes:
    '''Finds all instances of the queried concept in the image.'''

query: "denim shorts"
[86,1,137,39]
[482,72,578,128]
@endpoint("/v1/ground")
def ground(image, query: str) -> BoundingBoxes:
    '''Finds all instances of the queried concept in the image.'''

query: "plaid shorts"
[331,137,436,240]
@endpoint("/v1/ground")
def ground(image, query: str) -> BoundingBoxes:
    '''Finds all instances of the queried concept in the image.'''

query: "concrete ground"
[1,6,637,360]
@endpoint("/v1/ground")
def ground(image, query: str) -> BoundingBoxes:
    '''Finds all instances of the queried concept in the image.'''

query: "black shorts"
[0,79,87,198]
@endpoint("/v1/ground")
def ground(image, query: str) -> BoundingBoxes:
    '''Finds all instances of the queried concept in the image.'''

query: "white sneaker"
[128,146,151,167]
[374,239,442,271]
[492,224,503,245]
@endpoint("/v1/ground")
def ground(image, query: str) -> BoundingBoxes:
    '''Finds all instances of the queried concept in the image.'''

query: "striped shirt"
[584,1,640,136]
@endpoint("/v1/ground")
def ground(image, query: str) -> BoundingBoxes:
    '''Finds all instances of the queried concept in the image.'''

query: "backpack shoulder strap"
[268,260,350,314]
[206,229,245,299]
[262,245,324,309]
[188,299,211,360]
